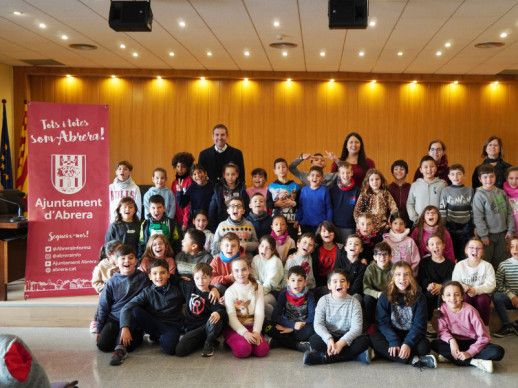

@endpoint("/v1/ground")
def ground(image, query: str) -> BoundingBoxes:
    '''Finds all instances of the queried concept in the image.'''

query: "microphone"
[0,192,28,222]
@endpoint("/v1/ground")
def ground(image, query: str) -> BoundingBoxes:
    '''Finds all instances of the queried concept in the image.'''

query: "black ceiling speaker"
[329,0,368,29]
[109,1,153,32]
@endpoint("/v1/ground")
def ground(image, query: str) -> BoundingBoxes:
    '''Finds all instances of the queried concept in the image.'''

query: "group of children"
[93,148,518,372]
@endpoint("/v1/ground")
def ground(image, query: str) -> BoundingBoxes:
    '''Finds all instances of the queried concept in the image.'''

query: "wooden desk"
[0,215,28,301]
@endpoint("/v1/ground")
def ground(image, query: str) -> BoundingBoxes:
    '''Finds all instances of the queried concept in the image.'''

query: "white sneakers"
[470,358,494,373]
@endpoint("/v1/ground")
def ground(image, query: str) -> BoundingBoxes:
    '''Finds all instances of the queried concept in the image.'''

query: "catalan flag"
[1,99,13,189]
[16,101,28,194]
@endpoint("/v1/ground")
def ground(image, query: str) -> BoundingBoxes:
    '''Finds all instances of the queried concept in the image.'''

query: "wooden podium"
[0,215,28,301]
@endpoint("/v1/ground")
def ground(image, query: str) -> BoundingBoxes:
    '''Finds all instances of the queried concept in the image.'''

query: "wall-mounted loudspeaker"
[109,1,153,32]
[329,0,368,29]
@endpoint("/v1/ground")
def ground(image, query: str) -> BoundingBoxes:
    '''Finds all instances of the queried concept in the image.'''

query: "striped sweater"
[496,257,518,299]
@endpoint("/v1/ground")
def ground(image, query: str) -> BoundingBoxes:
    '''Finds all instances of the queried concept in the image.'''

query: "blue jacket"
[375,291,427,349]
[271,288,316,329]
[176,179,215,221]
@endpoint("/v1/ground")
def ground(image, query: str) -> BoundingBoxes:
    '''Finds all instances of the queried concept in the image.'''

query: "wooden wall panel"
[14,70,517,188]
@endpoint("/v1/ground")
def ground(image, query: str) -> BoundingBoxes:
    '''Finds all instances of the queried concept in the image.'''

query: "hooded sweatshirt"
[143,186,176,219]
[406,177,446,222]
[108,176,141,222]
[383,228,421,276]
[472,186,515,238]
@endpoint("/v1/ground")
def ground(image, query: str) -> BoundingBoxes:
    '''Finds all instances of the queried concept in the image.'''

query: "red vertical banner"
[24,102,110,298]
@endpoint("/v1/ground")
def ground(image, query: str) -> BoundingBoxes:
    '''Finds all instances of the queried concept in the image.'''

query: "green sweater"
[363,261,393,298]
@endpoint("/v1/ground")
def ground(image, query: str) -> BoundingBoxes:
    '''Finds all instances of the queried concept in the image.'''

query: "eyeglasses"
[429,148,443,152]
[374,252,390,257]
[229,204,243,209]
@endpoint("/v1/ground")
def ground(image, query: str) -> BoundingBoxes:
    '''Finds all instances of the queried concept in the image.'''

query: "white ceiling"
[1,0,518,75]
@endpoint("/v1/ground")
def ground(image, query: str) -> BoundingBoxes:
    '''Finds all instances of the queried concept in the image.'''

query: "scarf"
[112,176,135,189]
[286,286,308,307]
[220,250,241,263]
[356,230,377,245]
[338,179,355,190]
[271,230,288,245]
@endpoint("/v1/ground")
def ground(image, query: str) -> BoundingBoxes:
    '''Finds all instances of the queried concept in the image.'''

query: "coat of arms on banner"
[51,154,86,194]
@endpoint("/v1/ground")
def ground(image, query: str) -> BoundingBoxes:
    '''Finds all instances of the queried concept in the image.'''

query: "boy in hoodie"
[212,197,258,260]
[175,229,213,277]
[108,160,142,222]
[143,167,176,219]
[473,164,515,269]
[363,242,393,334]
[208,162,249,232]
[406,156,446,224]
[246,193,271,239]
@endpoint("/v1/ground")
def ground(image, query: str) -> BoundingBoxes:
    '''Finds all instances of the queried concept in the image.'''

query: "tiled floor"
[1,326,517,388]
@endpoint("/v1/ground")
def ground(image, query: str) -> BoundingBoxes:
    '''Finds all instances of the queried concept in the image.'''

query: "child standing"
[176,164,215,224]
[417,235,455,321]
[303,269,370,365]
[329,161,360,244]
[208,162,249,231]
[439,164,474,261]
[105,197,140,252]
[504,166,518,232]
[363,242,394,333]
[388,160,412,228]
[452,237,496,325]
[294,166,332,235]
[210,232,246,292]
[212,197,258,259]
[246,168,269,211]
[90,240,122,333]
[270,214,296,264]
[138,195,180,258]
[355,212,383,265]
[473,164,515,269]
[171,152,194,233]
[268,265,315,352]
[224,257,270,358]
[383,212,420,276]
[285,233,317,289]
[108,160,141,222]
[370,262,436,369]
[96,245,150,365]
[267,158,300,242]
[138,234,176,275]
[192,210,214,252]
[251,235,284,318]
[143,167,176,219]
[312,221,347,288]
[354,168,398,234]
[432,281,505,373]
[246,193,271,239]
[410,205,455,262]
[175,229,213,277]
[175,263,226,357]
[492,235,518,337]
[407,155,447,224]
[289,153,337,189]
[333,235,367,301]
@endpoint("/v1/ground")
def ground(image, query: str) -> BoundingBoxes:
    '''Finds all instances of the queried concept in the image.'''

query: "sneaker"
[414,355,436,369]
[89,320,97,333]
[437,354,449,363]
[355,348,371,365]
[303,350,327,365]
[201,342,214,357]
[493,325,516,338]
[109,347,127,366]
[295,341,311,353]
[470,359,493,373]
[267,337,278,349]
[512,320,518,333]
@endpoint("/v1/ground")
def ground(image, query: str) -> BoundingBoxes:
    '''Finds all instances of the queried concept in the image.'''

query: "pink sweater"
[437,303,490,357]
[383,229,421,276]
[410,223,455,262]
[504,182,518,233]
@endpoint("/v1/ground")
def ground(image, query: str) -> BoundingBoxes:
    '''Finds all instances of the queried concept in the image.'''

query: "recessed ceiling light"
[320,51,326,57]
[444,42,451,48]
[157,76,162,80]
[453,81,458,84]
[412,80,417,84]
[200,77,205,81]
[169,52,175,57]
[61,35,68,40]
[359,51,365,57]
[369,20,376,27]
[493,81,499,85]
[371,80,376,83]
[273,20,280,27]
[111,75,117,78]
[207,51,212,56]
[120,44,126,49]
[179,21,186,27]
[282,51,288,57]
[500,32,508,38]
[329,79,334,83]
[244,51,250,56]
[244,78,248,82]
[287,78,291,82]
[132,52,138,57]
[66,74,72,78]
[39,23,46,29]
[397,51,403,56]
[13,11,23,15]
[436,51,442,56]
